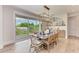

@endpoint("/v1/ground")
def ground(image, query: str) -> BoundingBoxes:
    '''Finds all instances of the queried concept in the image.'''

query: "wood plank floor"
[0,36,79,53]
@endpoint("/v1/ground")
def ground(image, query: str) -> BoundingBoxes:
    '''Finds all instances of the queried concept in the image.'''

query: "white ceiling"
[13,5,79,15]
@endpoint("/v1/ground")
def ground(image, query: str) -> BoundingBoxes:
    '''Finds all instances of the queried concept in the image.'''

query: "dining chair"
[52,33,59,46]
[42,32,59,52]
[29,35,43,53]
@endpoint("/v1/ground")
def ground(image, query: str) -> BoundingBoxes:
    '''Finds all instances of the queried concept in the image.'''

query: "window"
[16,16,41,42]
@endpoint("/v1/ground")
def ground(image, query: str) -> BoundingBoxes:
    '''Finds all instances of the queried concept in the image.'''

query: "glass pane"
[16,17,29,36]
[16,16,41,42]
[16,17,29,41]
[28,19,39,34]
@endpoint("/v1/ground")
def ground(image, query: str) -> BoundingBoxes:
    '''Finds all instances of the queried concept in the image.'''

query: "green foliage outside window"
[16,22,39,36]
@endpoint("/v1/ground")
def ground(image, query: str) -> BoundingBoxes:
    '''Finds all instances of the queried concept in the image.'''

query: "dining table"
[30,33,50,40]
[29,32,58,51]
[29,32,55,43]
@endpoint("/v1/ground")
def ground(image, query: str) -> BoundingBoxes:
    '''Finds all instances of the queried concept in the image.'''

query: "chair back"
[48,35,53,43]
[47,32,59,44]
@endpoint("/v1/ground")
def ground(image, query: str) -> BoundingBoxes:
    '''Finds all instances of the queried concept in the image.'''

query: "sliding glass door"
[16,16,41,42]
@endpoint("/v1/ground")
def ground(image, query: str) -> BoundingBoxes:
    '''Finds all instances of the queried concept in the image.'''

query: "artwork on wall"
[52,17,66,26]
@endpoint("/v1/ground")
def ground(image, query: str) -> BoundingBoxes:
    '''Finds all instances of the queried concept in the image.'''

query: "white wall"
[3,6,15,45]
[0,6,3,49]
[68,16,79,37]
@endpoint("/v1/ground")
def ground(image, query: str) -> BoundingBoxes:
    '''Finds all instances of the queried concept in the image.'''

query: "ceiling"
[13,5,79,15]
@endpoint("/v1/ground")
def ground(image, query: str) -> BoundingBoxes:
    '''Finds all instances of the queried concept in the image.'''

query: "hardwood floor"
[0,36,79,53]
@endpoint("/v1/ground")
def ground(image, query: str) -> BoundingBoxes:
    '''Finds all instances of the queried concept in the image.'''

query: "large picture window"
[16,16,41,42]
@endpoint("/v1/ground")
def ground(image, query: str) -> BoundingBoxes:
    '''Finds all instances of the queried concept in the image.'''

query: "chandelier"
[41,5,53,23]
